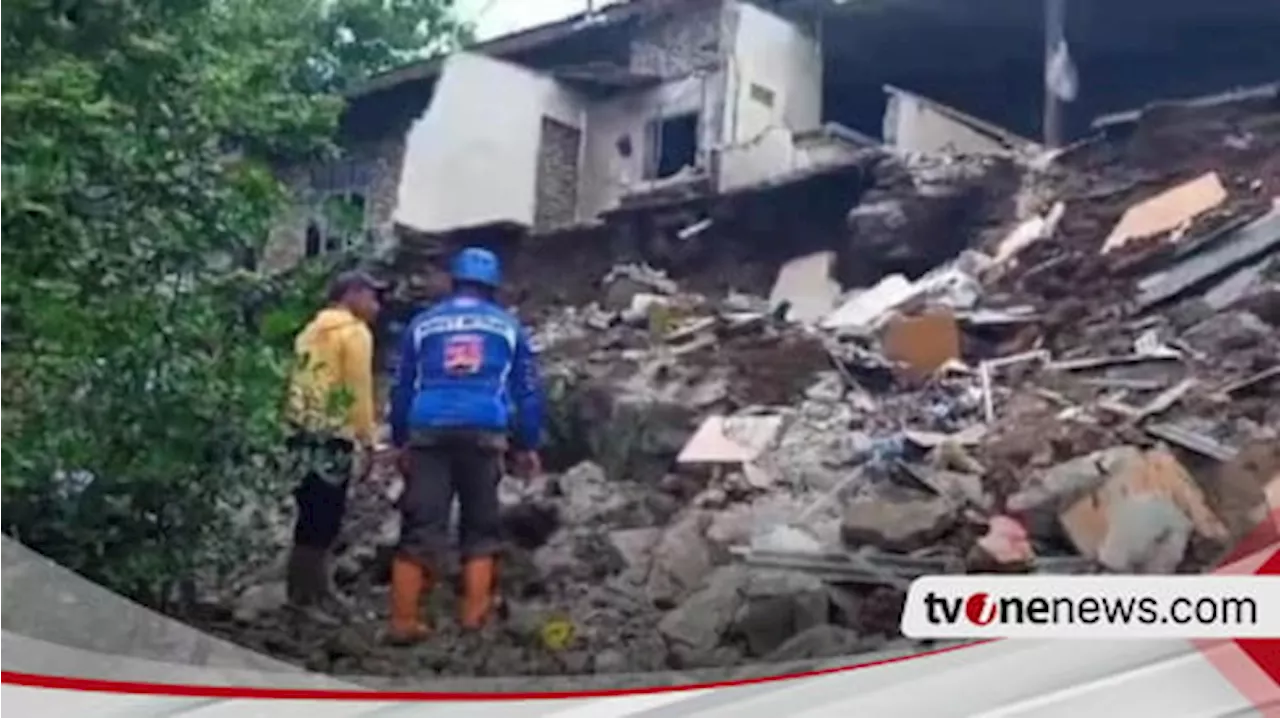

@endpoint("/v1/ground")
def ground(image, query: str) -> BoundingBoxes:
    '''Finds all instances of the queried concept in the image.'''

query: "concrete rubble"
[198,87,1280,678]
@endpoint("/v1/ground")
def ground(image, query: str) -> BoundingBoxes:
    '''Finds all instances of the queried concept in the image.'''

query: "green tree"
[1,0,466,606]
[312,0,474,93]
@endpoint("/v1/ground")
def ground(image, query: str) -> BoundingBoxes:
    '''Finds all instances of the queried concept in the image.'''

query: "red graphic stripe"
[0,641,989,700]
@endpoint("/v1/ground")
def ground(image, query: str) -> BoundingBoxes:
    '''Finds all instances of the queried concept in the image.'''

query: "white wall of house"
[577,75,710,219]
[394,52,586,234]
[882,88,1013,155]
[715,2,824,192]
[722,2,822,144]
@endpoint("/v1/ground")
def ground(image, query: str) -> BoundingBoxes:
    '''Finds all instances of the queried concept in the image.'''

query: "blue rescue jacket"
[389,294,544,450]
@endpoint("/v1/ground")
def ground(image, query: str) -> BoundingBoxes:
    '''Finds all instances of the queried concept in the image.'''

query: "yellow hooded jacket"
[285,307,377,447]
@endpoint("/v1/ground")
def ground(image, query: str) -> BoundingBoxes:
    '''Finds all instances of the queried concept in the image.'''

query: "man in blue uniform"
[386,247,544,644]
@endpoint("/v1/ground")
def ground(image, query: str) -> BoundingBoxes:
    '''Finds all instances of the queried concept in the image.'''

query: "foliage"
[1,0,466,606]
[311,0,473,93]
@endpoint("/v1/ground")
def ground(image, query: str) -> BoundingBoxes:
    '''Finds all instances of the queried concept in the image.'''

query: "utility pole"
[1042,0,1067,148]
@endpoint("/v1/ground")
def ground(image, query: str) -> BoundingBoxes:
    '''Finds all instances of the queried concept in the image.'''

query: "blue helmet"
[450,246,501,288]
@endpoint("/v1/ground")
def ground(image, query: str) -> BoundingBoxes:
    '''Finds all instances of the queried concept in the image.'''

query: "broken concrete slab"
[1101,172,1228,255]
[769,251,842,325]
[676,415,785,465]
[1058,446,1228,561]
[992,202,1065,265]
[821,274,920,333]
[903,425,987,449]
[881,308,961,378]
[1096,495,1194,574]
[840,495,958,553]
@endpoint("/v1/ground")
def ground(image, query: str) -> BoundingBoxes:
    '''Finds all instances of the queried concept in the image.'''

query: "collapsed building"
[197,0,1280,684]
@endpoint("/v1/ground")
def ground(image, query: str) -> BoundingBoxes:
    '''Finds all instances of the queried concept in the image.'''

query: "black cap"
[327,269,388,302]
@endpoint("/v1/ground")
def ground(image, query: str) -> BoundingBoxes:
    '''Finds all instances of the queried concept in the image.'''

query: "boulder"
[1181,310,1271,353]
[764,625,865,663]
[555,461,627,526]
[232,581,287,624]
[1098,496,1193,574]
[841,496,958,552]
[732,570,832,657]
[646,511,715,608]
[658,565,749,654]
[1007,446,1143,537]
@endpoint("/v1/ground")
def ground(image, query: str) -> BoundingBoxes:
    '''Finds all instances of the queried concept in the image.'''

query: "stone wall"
[261,135,407,273]
[534,116,583,232]
[629,0,725,78]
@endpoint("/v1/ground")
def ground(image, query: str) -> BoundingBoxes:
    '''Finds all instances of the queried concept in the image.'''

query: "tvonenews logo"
[900,576,1280,639]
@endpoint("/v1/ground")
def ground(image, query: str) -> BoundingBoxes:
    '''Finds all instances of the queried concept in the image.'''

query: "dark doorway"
[305,222,322,257]
[645,112,699,180]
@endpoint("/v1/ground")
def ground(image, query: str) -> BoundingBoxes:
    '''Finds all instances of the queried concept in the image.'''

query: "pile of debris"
[197,87,1280,679]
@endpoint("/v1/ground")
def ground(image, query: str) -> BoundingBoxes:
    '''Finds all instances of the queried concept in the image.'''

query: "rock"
[531,531,581,583]
[501,501,562,551]
[1098,495,1193,574]
[646,511,715,608]
[804,372,846,403]
[670,644,745,670]
[763,624,865,663]
[1181,310,1270,353]
[658,565,749,653]
[592,648,629,674]
[1059,446,1228,560]
[333,543,377,583]
[968,515,1035,571]
[841,495,958,552]
[733,570,831,657]
[232,581,287,623]
[607,527,661,578]
[555,461,628,526]
[912,466,990,510]
[1006,446,1143,536]
[693,487,729,509]
[750,525,823,554]
[706,504,755,551]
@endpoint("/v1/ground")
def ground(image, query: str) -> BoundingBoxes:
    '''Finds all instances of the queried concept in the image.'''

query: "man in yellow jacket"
[283,269,385,625]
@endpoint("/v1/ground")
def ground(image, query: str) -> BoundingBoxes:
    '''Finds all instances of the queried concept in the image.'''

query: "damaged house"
[262,0,862,271]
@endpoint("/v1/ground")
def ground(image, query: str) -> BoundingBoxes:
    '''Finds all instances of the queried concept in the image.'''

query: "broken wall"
[722,2,822,144]
[882,88,1016,156]
[578,76,713,219]
[394,53,587,234]
[715,2,825,192]
[572,0,729,220]
[261,135,407,273]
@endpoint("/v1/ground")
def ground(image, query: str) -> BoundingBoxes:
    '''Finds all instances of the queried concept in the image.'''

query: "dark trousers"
[286,431,354,550]
[398,429,506,565]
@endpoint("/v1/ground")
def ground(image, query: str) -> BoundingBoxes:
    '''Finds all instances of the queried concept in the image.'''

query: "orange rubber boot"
[386,556,432,645]
[459,556,497,630]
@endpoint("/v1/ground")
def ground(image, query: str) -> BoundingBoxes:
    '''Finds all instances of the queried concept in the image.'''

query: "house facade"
[262,0,840,271]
